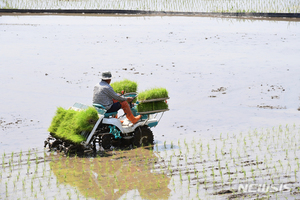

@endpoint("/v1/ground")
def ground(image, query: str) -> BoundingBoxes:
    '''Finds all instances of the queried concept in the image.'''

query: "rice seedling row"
[1,0,299,13]
[0,149,87,200]
[1,124,300,199]
[154,124,300,199]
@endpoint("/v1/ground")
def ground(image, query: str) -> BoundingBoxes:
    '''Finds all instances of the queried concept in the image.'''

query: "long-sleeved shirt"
[93,80,127,110]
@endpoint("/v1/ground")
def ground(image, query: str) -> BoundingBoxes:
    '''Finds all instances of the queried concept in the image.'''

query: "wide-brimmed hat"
[101,71,112,80]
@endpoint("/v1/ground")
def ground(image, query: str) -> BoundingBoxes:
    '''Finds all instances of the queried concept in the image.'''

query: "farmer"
[93,71,141,124]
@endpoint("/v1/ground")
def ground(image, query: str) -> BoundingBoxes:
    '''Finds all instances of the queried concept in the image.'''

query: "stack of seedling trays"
[137,88,169,114]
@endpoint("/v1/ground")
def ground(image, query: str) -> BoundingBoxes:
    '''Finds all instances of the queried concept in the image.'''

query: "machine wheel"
[133,126,154,147]
[49,140,62,150]
[101,134,112,150]
[62,144,73,154]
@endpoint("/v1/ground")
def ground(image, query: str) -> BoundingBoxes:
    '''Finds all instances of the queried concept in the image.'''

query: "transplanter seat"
[93,104,118,118]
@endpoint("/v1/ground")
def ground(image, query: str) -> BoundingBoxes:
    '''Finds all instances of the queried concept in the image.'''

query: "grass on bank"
[48,107,99,144]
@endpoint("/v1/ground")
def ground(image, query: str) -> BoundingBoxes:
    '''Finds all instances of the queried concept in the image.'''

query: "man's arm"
[106,86,128,102]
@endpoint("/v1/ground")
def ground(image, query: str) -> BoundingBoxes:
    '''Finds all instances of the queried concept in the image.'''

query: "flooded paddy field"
[1,126,300,199]
[0,15,300,199]
[1,0,300,13]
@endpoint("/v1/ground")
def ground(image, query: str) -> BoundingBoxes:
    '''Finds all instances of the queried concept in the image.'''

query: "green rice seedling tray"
[137,101,169,113]
[137,88,168,101]
[48,106,99,144]
[110,79,138,94]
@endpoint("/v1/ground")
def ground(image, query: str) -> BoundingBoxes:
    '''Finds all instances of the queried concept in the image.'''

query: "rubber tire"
[49,140,62,150]
[133,126,154,147]
[101,134,112,150]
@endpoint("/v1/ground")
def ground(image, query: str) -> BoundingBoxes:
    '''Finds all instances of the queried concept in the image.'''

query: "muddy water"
[1,15,300,153]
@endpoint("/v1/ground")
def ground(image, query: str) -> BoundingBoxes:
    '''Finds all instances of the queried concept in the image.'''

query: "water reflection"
[50,148,171,199]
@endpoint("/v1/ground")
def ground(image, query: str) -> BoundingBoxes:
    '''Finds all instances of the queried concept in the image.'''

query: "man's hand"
[127,97,133,102]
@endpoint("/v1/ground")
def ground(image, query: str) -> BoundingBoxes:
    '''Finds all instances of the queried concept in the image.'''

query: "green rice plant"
[192,142,197,153]
[2,153,5,170]
[215,146,218,160]
[110,79,137,94]
[18,151,22,165]
[48,106,99,144]
[5,181,8,197]
[22,178,26,190]
[31,180,34,193]
[35,164,38,173]
[8,159,11,168]
[220,170,223,184]
[138,88,168,101]
[137,101,168,113]
[251,168,256,181]
[10,152,14,163]
[179,169,182,184]
[27,164,30,174]
[242,168,246,179]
